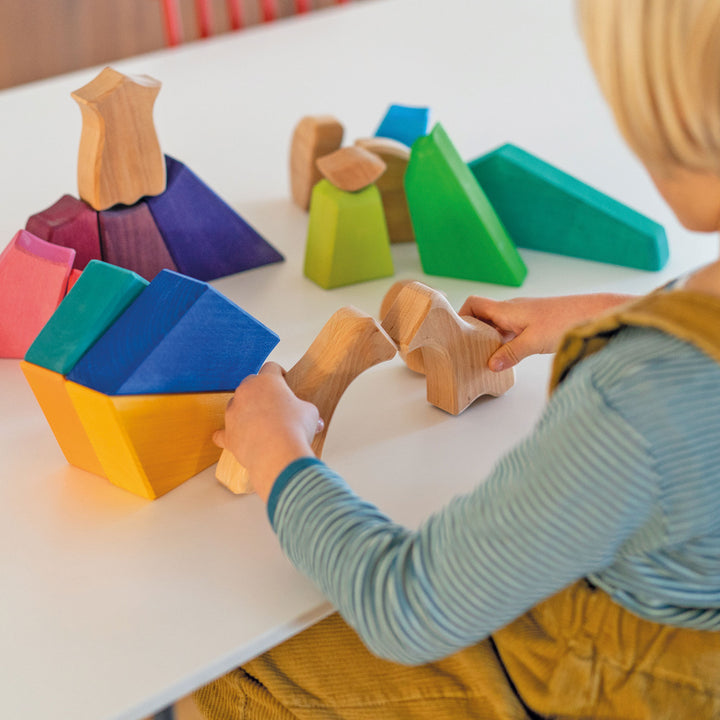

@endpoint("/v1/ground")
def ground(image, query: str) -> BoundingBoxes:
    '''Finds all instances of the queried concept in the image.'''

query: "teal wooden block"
[375,105,430,148]
[468,144,669,271]
[304,180,394,289]
[404,124,527,286]
[24,260,148,375]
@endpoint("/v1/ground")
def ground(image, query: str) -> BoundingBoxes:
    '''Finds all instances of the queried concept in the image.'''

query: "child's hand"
[213,362,322,502]
[458,293,634,371]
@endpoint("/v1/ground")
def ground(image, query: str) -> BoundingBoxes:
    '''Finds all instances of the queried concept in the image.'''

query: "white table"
[0,1,715,718]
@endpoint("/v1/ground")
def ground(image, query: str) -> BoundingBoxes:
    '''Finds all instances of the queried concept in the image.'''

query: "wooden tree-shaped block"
[66,383,231,499]
[304,180,394,289]
[99,201,177,281]
[356,137,414,243]
[146,156,284,281]
[0,230,75,358]
[375,104,429,148]
[468,143,669,271]
[72,67,166,211]
[25,194,102,271]
[404,123,527,286]
[289,115,344,210]
[68,269,279,395]
[217,306,397,494]
[381,280,514,414]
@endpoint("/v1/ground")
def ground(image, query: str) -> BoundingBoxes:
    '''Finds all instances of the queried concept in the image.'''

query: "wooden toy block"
[25,260,148,375]
[404,124,527,286]
[216,306,397,494]
[66,382,231,499]
[68,269,280,395]
[316,146,386,192]
[72,67,166,211]
[375,104,429,148]
[0,230,75,358]
[468,143,669,271]
[289,115,344,210]
[99,201,177,281]
[380,279,430,374]
[356,137,414,243]
[382,280,515,414]
[146,155,284,281]
[20,361,105,476]
[67,269,82,292]
[304,180,394,289]
[25,194,101,271]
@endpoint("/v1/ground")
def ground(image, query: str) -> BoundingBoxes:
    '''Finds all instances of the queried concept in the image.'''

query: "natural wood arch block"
[356,137,414,243]
[99,201,177,281]
[316,146,386,192]
[381,280,515,414]
[216,306,397,494]
[72,67,166,211]
[290,115,344,210]
[304,180,394,289]
[375,104,429,148]
[405,123,527,286]
[20,361,105,477]
[0,230,75,358]
[66,382,231,499]
[468,143,669,270]
[25,194,101,271]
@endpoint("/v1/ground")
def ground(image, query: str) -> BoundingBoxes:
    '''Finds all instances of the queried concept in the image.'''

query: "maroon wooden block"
[0,230,75,358]
[98,201,177,281]
[25,194,101,271]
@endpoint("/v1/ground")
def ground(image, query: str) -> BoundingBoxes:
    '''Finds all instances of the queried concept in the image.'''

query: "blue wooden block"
[67,269,279,395]
[468,144,669,271]
[146,156,284,281]
[375,105,430,148]
[24,260,148,375]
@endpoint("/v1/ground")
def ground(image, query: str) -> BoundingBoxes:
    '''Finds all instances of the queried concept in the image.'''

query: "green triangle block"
[404,123,526,286]
[468,144,668,271]
[24,260,148,375]
[304,180,394,289]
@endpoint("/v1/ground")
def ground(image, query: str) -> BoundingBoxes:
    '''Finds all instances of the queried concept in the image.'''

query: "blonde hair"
[577,0,720,174]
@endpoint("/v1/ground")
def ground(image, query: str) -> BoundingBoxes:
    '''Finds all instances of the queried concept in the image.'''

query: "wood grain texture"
[355,137,414,242]
[382,280,515,414]
[67,382,231,499]
[216,306,397,494]
[316,146,386,192]
[67,269,279,395]
[289,115,344,210]
[25,194,102,271]
[0,230,74,358]
[99,200,177,281]
[146,155,284,281]
[72,67,166,211]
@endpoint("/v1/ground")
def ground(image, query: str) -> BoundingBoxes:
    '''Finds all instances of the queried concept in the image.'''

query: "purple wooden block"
[25,194,101,271]
[99,201,177,281]
[146,156,284,281]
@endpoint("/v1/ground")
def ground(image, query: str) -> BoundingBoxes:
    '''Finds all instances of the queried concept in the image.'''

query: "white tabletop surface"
[1,1,716,718]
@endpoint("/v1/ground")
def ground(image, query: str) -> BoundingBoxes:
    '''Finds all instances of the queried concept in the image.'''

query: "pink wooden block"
[98,201,177,282]
[25,194,101,271]
[0,230,75,358]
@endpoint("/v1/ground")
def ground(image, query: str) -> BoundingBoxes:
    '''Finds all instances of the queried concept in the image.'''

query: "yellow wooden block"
[66,383,231,499]
[20,361,105,476]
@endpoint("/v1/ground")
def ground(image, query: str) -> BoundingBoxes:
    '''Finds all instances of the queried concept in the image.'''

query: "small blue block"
[146,156,284,282]
[67,269,279,395]
[375,105,430,148]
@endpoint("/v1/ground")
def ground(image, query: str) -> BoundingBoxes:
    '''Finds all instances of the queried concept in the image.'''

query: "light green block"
[304,180,394,289]
[404,123,527,286]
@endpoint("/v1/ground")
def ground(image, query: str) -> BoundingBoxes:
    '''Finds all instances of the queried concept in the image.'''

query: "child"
[196,1,720,717]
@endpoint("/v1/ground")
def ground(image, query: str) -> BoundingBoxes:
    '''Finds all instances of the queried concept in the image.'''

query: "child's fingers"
[488,336,530,371]
[213,429,226,448]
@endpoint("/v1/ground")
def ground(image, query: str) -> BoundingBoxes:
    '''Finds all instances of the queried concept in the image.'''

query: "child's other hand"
[213,362,322,502]
[458,293,634,371]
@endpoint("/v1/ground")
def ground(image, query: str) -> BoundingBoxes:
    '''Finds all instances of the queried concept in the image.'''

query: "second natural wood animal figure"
[381,280,515,414]
[216,306,397,494]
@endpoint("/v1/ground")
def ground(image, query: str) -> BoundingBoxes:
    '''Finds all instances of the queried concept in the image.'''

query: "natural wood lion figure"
[380,280,515,415]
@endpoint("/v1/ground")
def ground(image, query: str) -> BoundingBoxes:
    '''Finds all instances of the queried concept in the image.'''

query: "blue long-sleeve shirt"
[268,326,720,665]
